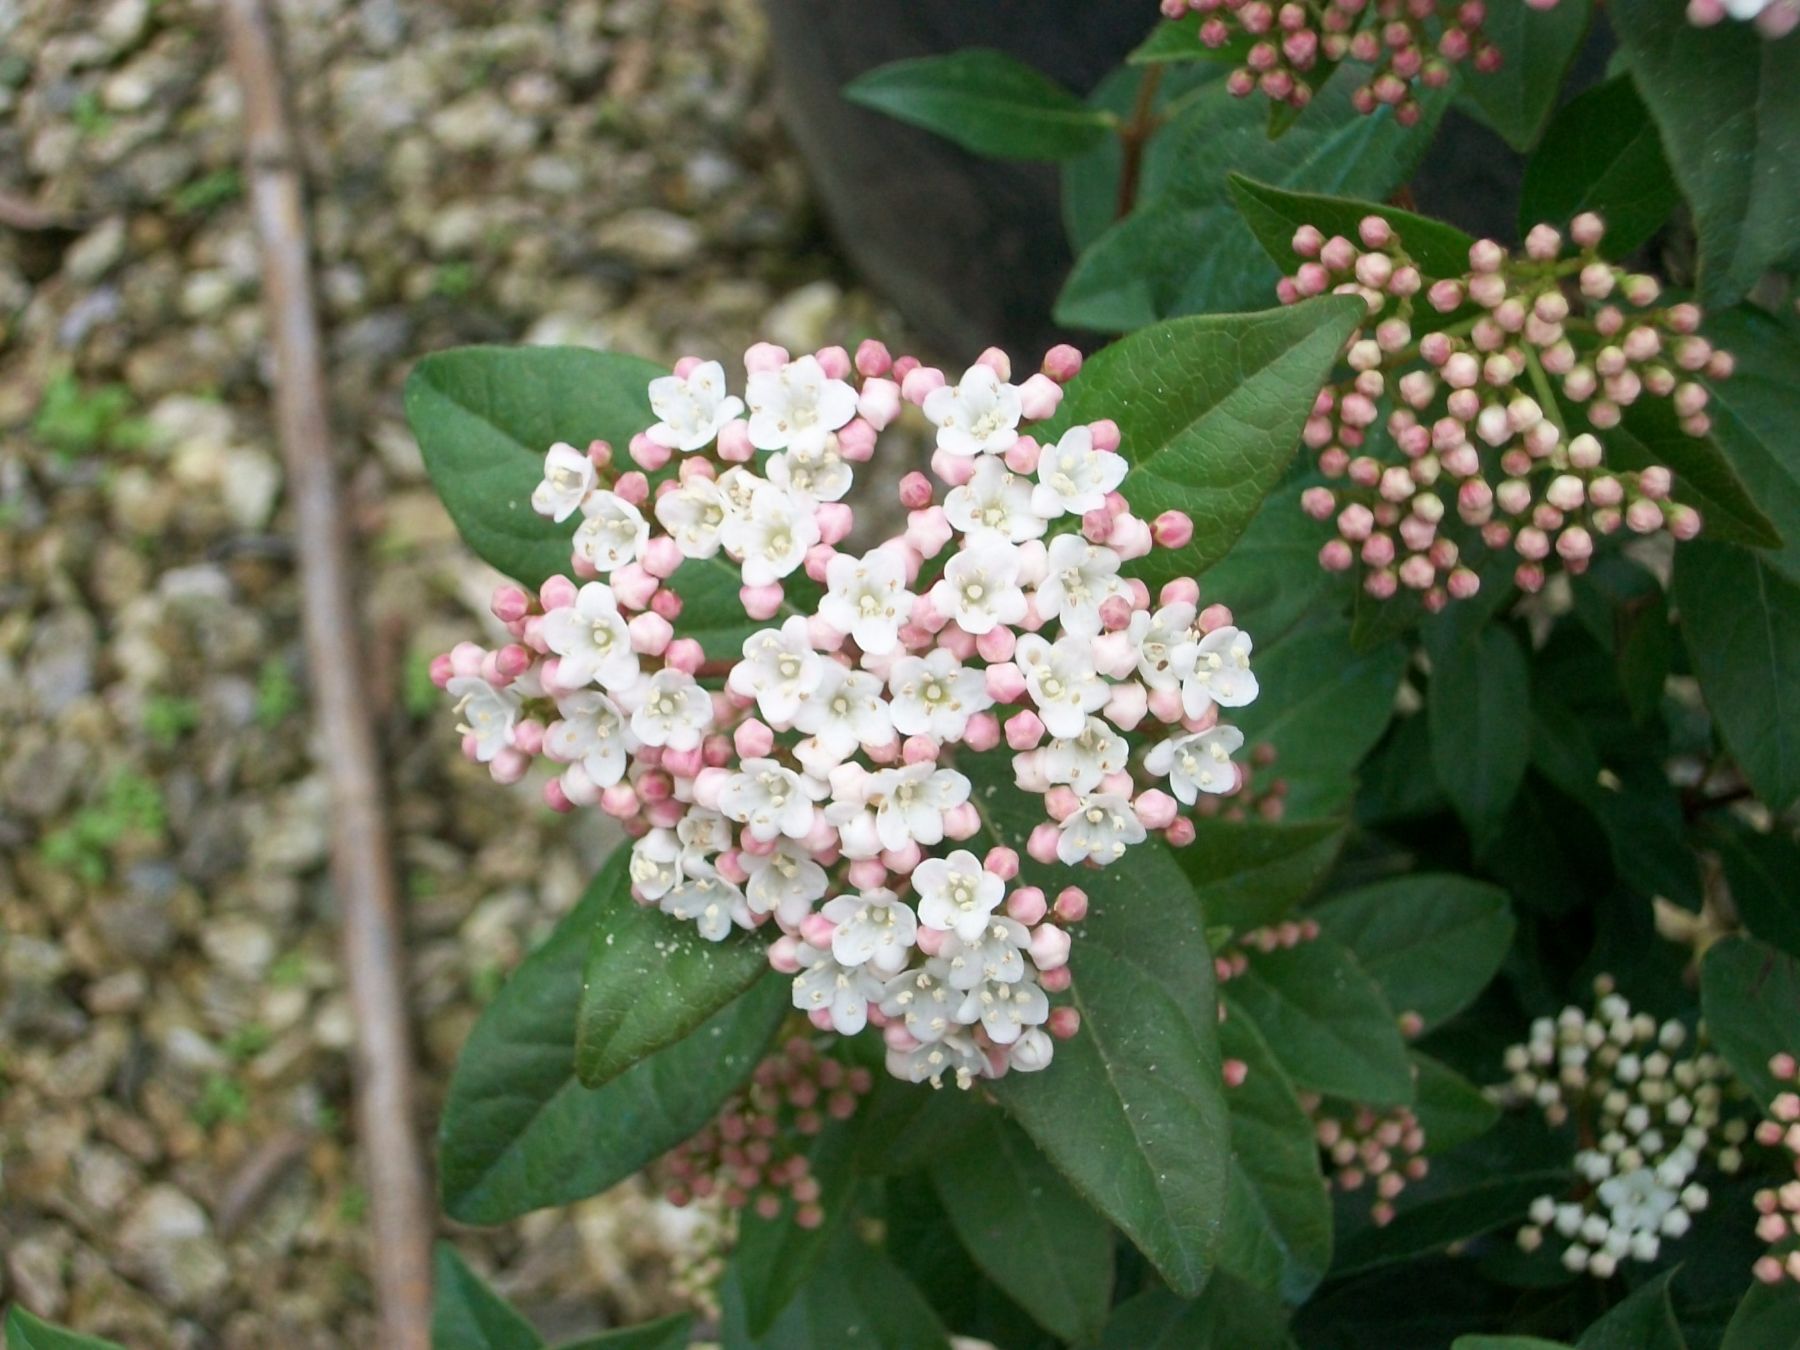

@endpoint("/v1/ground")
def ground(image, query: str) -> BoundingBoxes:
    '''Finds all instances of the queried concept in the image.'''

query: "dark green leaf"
[1576,1270,1685,1350]
[1708,818,1800,958]
[1056,74,1447,329]
[1131,15,1255,65]
[842,51,1115,160]
[575,859,769,1088]
[405,346,662,590]
[1428,625,1531,846]
[1312,875,1515,1030]
[1704,304,1800,584]
[1199,479,1343,642]
[1333,1170,1568,1275]
[1701,934,1800,1110]
[722,1225,951,1349]
[1612,0,1800,306]
[1178,816,1347,931]
[1518,75,1680,256]
[1608,396,1780,550]
[1453,1339,1573,1350]
[3,1309,127,1350]
[1038,297,1362,587]
[555,1315,692,1350]
[432,1243,544,1350]
[930,1114,1115,1344]
[1722,1279,1800,1350]
[438,869,787,1223]
[1462,0,1592,150]
[1219,1012,1334,1299]
[1412,1052,1501,1155]
[1230,175,1478,280]
[1225,933,1413,1105]
[1099,1280,1295,1349]
[1674,540,1800,811]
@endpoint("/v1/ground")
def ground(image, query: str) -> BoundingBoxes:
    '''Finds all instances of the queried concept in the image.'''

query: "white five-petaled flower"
[1039,716,1129,793]
[923,363,1022,457]
[879,962,962,1043]
[531,442,597,522]
[791,663,892,762]
[957,977,1050,1045]
[676,806,733,861]
[766,440,852,504]
[932,541,1026,636]
[719,757,820,842]
[1030,424,1127,518]
[719,482,820,586]
[629,828,681,901]
[654,476,727,559]
[792,944,886,1035]
[544,690,629,786]
[626,667,712,750]
[1057,792,1147,867]
[820,546,910,655]
[1129,601,1198,690]
[1014,633,1109,740]
[745,355,858,454]
[662,872,751,942]
[728,616,824,727]
[1145,725,1245,804]
[887,649,992,741]
[1035,534,1129,637]
[1177,625,1258,717]
[943,457,1046,544]
[911,849,1006,941]
[887,1031,989,1089]
[940,916,1031,989]
[866,762,971,851]
[447,676,520,762]
[573,491,650,574]
[741,839,829,928]
[541,582,640,691]
[647,360,744,452]
[823,889,919,975]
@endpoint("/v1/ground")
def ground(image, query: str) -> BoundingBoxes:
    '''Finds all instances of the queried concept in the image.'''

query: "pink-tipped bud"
[1008,886,1048,925]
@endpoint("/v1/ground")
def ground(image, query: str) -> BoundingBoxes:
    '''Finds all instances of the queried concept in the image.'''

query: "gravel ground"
[0,0,904,1342]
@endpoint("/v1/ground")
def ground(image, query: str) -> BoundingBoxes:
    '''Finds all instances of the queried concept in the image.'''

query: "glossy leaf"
[1313,875,1515,1030]
[405,346,662,590]
[930,1114,1115,1344]
[1576,1271,1685,1350]
[722,1225,951,1350]
[1230,174,1477,280]
[3,1310,126,1350]
[1462,0,1593,151]
[1037,296,1362,585]
[1608,395,1779,549]
[842,51,1115,160]
[1674,541,1800,811]
[1722,1279,1800,1350]
[1225,933,1414,1105]
[575,856,770,1088]
[438,877,787,1223]
[1704,305,1800,584]
[1412,1052,1501,1156]
[1700,934,1800,1110]
[1218,1012,1334,1300]
[1613,0,1800,306]
[1518,76,1680,256]
[433,1243,544,1350]
[1428,625,1531,847]
[1099,1281,1295,1349]
[1177,816,1347,931]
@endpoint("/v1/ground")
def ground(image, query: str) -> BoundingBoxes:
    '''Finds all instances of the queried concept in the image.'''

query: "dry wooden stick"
[219,3,433,1345]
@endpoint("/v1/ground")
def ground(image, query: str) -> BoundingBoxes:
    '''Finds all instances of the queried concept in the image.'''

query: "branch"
[218,3,433,1345]
[1114,65,1165,221]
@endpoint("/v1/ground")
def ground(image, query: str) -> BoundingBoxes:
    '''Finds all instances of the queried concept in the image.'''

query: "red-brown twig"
[219,3,433,1345]
[1114,65,1165,221]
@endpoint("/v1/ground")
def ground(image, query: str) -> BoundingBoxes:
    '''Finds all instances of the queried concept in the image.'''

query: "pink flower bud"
[900,365,946,405]
[986,662,1028,704]
[1134,789,1179,830]
[1089,418,1122,453]
[1017,372,1063,420]
[1027,822,1061,864]
[1031,924,1073,972]
[943,802,981,839]
[855,378,902,432]
[1048,1007,1081,1039]
[1007,886,1048,925]
[1151,509,1194,548]
[1198,603,1235,632]
[740,583,785,620]
[1005,710,1046,751]
[1163,817,1197,847]
[897,471,933,510]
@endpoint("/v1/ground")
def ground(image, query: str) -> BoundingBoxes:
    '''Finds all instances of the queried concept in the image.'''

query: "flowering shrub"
[406,4,1800,1347]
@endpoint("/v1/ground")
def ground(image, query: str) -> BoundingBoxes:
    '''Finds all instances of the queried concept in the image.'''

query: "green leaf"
[1518,76,1680,256]
[3,1308,127,1350]
[929,1114,1115,1344]
[555,1316,693,1350]
[1612,0,1800,306]
[1038,297,1361,587]
[722,1225,952,1350]
[1178,816,1347,931]
[1708,818,1800,958]
[575,860,769,1088]
[1229,174,1477,280]
[1411,1052,1501,1155]
[976,768,1228,1297]
[1704,304,1800,584]
[1218,1012,1334,1300]
[1312,875,1515,1030]
[1453,1339,1573,1350]
[1131,15,1255,65]
[1674,540,1800,811]
[841,51,1115,160]
[1722,1279,1800,1350]
[1099,1280,1296,1349]
[1056,74,1447,329]
[1700,934,1800,1111]
[404,346,663,590]
[1199,479,1342,643]
[1462,0,1592,151]
[1225,933,1414,1105]
[1428,625,1531,846]
[1608,395,1780,550]
[1333,1169,1568,1275]
[437,870,788,1223]
[1576,1270,1686,1350]
[1233,616,1408,819]
[432,1243,545,1350]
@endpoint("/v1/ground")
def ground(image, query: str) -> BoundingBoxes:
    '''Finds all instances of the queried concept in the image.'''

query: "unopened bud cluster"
[1687,0,1798,36]
[1752,1054,1800,1284]
[660,1035,873,1228]
[1503,979,1742,1278]
[1306,1096,1430,1226]
[1277,212,1727,607]
[437,337,1265,1084]
[1159,0,1562,121]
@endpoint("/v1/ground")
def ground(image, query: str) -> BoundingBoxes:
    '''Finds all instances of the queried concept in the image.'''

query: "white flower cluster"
[440,337,1262,1086]
[1504,979,1744,1277]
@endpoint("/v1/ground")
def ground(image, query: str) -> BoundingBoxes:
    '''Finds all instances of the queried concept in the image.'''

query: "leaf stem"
[1115,66,1165,221]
